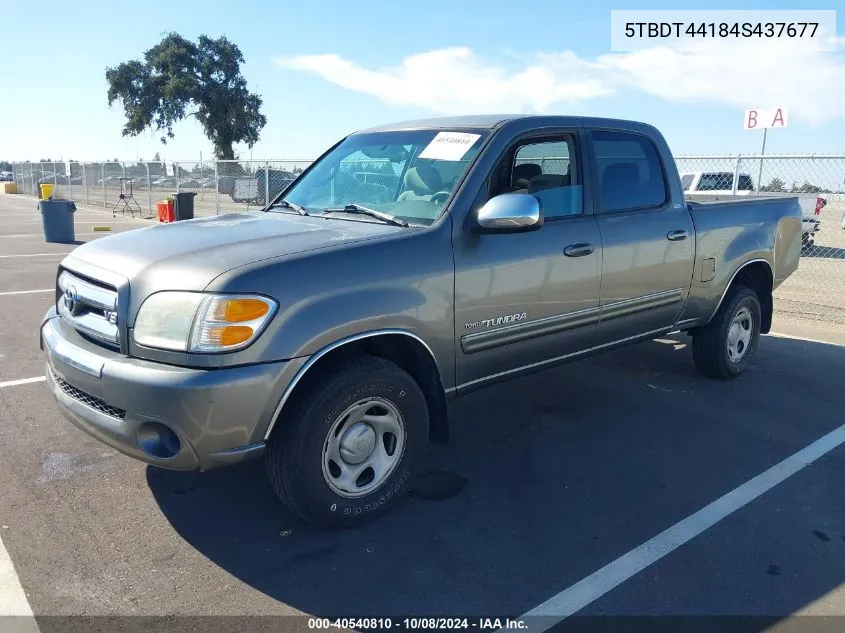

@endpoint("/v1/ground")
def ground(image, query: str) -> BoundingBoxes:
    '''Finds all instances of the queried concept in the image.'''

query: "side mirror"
[473,193,543,233]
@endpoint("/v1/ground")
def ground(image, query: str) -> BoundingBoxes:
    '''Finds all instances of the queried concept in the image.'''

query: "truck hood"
[62,212,405,292]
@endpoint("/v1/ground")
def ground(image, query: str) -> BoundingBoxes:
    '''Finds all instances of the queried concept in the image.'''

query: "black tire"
[265,355,429,528]
[692,285,762,380]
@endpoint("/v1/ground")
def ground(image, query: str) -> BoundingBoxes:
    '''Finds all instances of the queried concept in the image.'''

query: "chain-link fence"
[675,155,845,325]
[11,159,313,219]
[9,155,845,323]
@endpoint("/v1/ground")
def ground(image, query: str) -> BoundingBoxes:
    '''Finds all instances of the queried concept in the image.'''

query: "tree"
[0,161,12,171]
[106,33,267,160]
[760,177,785,192]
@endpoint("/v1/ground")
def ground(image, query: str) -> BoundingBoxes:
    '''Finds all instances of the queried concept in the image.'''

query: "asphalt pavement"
[0,193,843,632]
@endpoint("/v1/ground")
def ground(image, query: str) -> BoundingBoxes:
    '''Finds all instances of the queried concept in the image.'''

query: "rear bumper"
[40,307,305,471]
[802,218,820,236]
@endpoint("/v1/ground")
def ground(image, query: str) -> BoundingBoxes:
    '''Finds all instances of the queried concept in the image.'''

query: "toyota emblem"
[63,286,79,315]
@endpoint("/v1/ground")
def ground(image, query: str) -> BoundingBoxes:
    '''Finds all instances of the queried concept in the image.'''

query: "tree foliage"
[106,33,267,160]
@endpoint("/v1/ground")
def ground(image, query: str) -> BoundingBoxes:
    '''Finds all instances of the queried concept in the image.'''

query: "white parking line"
[0,233,108,239]
[0,377,46,389]
[766,331,845,348]
[516,422,845,632]
[0,254,68,259]
[0,534,39,628]
[0,290,52,297]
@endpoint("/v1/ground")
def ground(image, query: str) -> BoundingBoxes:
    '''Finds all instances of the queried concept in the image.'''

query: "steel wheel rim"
[321,397,406,499]
[727,306,753,363]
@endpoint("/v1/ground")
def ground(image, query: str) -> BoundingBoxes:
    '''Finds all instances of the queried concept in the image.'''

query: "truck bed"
[678,196,803,325]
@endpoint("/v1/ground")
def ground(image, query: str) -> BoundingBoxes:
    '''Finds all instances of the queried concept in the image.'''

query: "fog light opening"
[138,422,181,459]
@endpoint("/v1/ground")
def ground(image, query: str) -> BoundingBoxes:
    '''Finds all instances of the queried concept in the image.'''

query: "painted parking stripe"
[0,534,40,630]
[515,422,845,632]
[0,377,46,389]
[766,331,845,348]
[0,290,52,297]
[0,233,112,239]
[0,254,69,259]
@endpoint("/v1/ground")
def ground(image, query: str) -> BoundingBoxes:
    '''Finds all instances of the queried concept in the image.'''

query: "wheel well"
[277,334,449,445]
[732,261,774,333]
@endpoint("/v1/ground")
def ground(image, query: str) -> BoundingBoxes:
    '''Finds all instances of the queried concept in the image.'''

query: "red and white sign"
[744,108,789,130]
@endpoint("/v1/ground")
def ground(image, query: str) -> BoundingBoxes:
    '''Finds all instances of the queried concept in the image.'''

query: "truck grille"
[57,269,119,348]
[49,369,126,419]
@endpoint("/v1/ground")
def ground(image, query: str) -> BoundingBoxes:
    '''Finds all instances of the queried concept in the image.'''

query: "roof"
[354,114,524,133]
[352,114,657,134]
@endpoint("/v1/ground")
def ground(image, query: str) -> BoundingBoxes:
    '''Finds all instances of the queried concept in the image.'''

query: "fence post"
[146,162,152,218]
[214,161,220,215]
[265,162,270,207]
[731,154,741,195]
[102,164,107,208]
[52,162,57,196]
[83,163,89,204]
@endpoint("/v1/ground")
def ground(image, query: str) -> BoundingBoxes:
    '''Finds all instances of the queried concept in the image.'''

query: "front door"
[589,129,695,345]
[453,132,602,390]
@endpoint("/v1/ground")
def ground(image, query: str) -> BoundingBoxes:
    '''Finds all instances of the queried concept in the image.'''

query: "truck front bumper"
[40,308,306,471]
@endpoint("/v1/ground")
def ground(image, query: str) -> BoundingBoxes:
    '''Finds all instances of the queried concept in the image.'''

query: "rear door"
[588,129,695,345]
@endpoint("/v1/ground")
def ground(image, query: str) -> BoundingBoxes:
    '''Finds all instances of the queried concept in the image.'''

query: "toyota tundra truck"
[40,115,803,527]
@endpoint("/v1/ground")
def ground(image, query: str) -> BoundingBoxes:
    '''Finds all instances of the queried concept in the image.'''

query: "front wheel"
[692,285,762,380]
[265,355,429,527]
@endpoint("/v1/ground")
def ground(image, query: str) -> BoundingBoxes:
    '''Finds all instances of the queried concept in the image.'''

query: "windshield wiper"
[322,204,409,227]
[267,199,309,216]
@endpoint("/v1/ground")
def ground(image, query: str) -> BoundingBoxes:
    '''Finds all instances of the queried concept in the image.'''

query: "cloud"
[275,37,845,124]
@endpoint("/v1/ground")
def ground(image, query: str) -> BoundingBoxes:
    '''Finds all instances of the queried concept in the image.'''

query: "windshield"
[277,129,489,226]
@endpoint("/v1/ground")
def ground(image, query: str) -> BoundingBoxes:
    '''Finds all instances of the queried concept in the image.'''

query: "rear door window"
[592,131,667,212]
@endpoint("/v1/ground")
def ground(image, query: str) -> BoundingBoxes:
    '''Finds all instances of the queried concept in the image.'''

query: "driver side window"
[493,136,583,219]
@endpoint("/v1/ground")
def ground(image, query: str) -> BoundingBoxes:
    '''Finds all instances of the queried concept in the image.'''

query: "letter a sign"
[744,108,789,130]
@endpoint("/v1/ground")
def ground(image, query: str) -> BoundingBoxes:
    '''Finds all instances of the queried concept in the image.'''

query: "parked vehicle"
[680,170,825,247]
[41,115,802,527]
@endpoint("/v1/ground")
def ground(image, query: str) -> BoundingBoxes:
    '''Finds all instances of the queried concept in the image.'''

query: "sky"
[1,0,843,163]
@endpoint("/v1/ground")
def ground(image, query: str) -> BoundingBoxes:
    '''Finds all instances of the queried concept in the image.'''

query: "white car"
[681,171,825,246]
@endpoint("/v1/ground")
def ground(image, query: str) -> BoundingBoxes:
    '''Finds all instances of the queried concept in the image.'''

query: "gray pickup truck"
[41,115,802,527]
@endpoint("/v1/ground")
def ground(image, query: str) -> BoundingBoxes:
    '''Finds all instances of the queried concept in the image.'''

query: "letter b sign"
[744,108,789,130]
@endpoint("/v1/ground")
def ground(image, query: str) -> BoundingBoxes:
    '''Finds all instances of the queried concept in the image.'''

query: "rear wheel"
[265,355,429,527]
[692,285,762,380]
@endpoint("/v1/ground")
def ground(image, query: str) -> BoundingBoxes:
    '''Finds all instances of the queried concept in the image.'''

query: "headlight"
[133,292,278,353]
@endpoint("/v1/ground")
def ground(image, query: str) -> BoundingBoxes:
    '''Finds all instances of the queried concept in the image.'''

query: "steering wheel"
[430,190,451,205]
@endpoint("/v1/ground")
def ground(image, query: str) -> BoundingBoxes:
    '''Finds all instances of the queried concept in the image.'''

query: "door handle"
[563,243,595,257]
[667,229,688,241]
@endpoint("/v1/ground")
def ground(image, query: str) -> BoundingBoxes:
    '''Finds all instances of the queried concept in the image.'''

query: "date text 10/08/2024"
[308,618,528,630]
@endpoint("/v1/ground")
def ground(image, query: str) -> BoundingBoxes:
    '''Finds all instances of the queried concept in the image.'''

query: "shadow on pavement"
[148,334,845,621]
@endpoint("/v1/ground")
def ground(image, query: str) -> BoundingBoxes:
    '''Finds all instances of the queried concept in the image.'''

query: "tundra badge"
[465,312,527,330]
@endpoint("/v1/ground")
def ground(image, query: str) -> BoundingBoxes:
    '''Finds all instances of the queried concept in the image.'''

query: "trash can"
[39,199,76,243]
[173,192,196,221]
[156,199,175,223]
[40,183,54,199]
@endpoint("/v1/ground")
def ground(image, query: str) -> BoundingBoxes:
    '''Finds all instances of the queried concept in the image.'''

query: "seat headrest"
[404,163,443,195]
[513,163,542,188]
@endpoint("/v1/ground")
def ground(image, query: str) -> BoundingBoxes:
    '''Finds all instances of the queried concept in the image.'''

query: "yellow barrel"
[40,183,54,199]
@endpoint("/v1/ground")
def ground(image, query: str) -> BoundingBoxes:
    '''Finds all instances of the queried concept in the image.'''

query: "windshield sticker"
[418,132,481,161]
